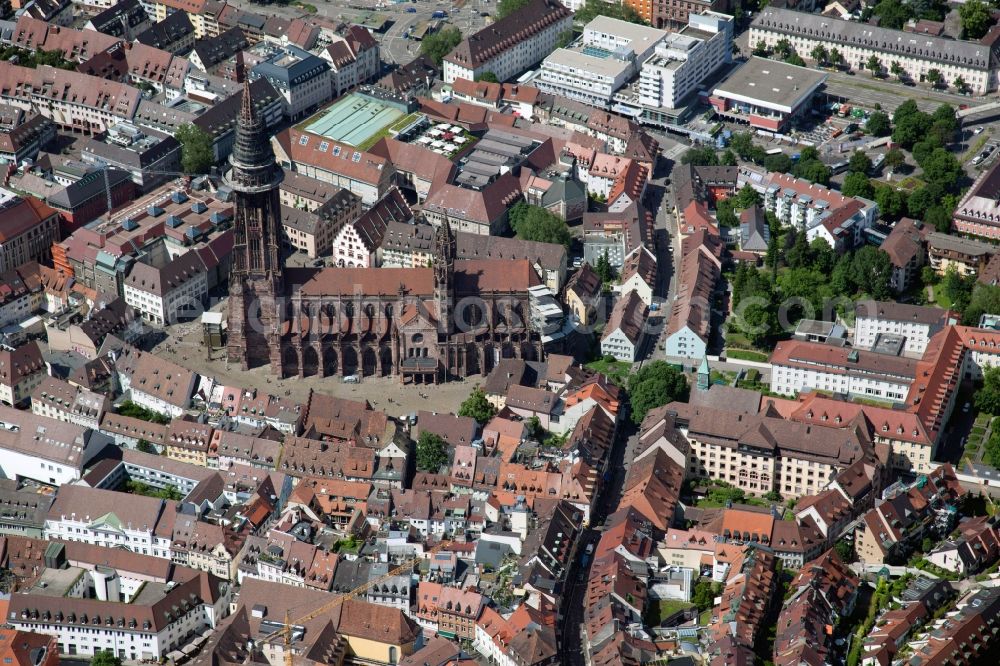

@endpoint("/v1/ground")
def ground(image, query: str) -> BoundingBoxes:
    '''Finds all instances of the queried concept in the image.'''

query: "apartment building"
[664,229,721,359]
[126,353,198,418]
[30,376,110,429]
[739,167,878,250]
[638,12,733,110]
[442,0,572,83]
[925,231,995,277]
[0,106,56,166]
[881,217,927,294]
[44,485,174,557]
[601,291,648,362]
[165,420,214,466]
[321,25,381,97]
[0,340,46,407]
[853,302,954,356]
[751,7,995,94]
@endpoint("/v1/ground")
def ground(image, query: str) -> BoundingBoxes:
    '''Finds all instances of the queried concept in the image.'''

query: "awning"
[182,644,200,655]
[166,651,184,662]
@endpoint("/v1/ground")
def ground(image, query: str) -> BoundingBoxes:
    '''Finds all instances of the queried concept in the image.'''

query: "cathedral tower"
[434,217,456,335]
[226,74,285,371]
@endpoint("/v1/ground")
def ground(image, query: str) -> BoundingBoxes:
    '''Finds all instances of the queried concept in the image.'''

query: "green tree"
[907,187,936,218]
[925,206,951,233]
[627,361,689,425]
[873,184,906,220]
[91,652,122,666]
[691,579,721,612]
[977,366,1000,415]
[176,124,213,175]
[753,39,769,56]
[926,68,943,87]
[873,0,914,28]
[573,0,647,24]
[792,158,831,186]
[848,150,872,174]
[892,112,931,149]
[834,540,856,563]
[810,44,828,64]
[829,48,843,66]
[785,53,806,67]
[773,38,792,58]
[420,26,462,66]
[883,147,905,174]
[136,439,158,455]
[458,386,497,423]
[477,71,499,83]
[117,400,170,425]
[920,148,962,191]
[890,60,905,81]
[866,54,883,77]
[954,76,968,93]
[496,0,531,18]
[556,29,574,48]
[680,146,719,166]
[866,111,891,137]
[595,250,617,285]
[842,172,874,199]
[508,201,571,249]
[964,284,1000,325]
[851,246,893,300]
[732,183,761,209]
[941,265,973,313]
[960,0,993,39]
[415,431,450,472]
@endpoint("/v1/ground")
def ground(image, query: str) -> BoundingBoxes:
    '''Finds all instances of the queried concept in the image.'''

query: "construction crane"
[261,540,452,666]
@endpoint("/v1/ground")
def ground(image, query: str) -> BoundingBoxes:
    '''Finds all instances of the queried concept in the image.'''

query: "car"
[343,375,360,384]
[585,543,595,555]
[975,126,986,135]
[405,6,416,11]
[963,402,971,413]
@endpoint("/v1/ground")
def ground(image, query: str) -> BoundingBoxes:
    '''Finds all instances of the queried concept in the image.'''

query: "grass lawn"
[725,348,769,362]
[644,600,695,626]
[699,610,712,626]
[585,358,632,385]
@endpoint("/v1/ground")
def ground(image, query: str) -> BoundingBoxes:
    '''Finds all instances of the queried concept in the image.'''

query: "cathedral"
[225,79,542,383]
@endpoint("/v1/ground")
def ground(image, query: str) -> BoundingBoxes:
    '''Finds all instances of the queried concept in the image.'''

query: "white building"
[0,340,46,407]
[320,26,381,97]
[601,291,648,361]
[31,376,110,429]
[127,353,198,418]
[250,43,332,121]
[853,302,955,356]
[0,405,109,486]
[123,252,209,327]
[750,6,996,95]
[44,485,173,558]
[442,0,572,83]
[537,17,668,107]
[638,12,733,109]
[769,340,916,402]
[8,566,228,661]
[739,167,879,251]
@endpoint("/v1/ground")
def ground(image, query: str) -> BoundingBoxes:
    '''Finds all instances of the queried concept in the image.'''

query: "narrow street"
[558,414,638,666]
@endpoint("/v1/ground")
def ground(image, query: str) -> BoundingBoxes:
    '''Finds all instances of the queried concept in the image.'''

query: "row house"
[855,465,964,565]
[415,583,486,640]
[30,376,110,429]
[0,340,46,407]
[208,430,281,471]
[904,588,1000,665]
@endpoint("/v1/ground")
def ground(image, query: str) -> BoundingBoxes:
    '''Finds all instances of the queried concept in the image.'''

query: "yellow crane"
[262,540,451,666]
